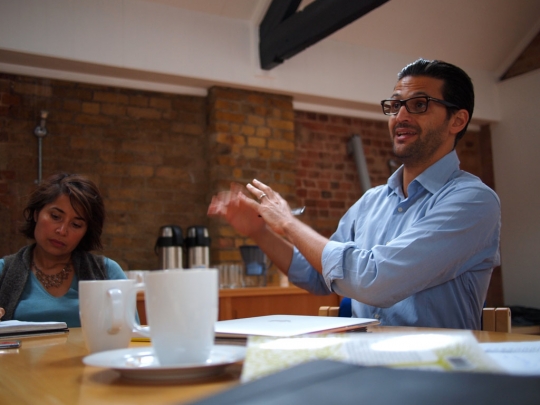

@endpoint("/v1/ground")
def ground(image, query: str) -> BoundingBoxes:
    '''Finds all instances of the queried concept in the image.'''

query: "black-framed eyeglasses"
[380,96,460,116]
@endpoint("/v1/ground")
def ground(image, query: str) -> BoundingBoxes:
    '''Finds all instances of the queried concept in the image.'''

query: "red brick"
[1,93,20,106]
[13,82,52,97]
[149,97,171,110]
[62,99,81,112]
[129,95,149,107]
[94,91,129,104]
[75,114,113,126]
[214,110,245,124]
[81,102,100,114]
[126,106,162,120]
[214,99,240,112]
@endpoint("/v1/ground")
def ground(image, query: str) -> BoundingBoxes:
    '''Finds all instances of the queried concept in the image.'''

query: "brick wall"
[0,72,502,305]
[0,73,208,270]
[295,112,391,237]
[207,87,296,264]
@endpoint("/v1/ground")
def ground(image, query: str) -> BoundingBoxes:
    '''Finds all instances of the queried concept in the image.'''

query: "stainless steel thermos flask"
[185,226,211,268]
[155,225,184,269]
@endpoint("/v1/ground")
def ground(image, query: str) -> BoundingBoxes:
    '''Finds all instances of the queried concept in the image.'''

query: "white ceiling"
[146,0,540,76]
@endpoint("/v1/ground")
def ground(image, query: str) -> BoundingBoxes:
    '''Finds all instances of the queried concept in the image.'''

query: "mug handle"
[126,283,150,337]
[107,288,123,335]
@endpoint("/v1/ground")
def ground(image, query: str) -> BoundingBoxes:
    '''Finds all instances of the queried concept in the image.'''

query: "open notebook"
[215,315,379,339]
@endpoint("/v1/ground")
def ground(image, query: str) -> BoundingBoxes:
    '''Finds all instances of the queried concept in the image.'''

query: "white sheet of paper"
[0,320,67,333]
[480,341,540,376]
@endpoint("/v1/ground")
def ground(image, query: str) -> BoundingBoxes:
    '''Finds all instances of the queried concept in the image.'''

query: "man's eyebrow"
[390,91,430,99]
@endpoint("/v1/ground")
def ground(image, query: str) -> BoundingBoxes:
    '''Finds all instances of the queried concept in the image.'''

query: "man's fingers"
[252,179,272,194]
[246,183,267,201]
[231,182,249,196]
[237,191,255,206]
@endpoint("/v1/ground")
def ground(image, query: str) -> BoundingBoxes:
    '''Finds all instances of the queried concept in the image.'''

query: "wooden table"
[1,327,539,405]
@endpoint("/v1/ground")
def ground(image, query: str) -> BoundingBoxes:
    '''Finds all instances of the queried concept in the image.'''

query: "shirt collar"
[387,150,460,196]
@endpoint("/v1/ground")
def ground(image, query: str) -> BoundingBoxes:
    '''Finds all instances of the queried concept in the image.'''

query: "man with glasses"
[208,59,500,329]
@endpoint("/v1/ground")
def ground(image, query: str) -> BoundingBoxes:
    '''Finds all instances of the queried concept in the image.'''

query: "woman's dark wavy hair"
[398,58,475,147]
[20,173,105,251]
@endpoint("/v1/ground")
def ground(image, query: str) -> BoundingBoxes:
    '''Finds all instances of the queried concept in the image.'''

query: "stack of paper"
[241,330,503,382]
[215,315,379,339]
[0,320,68,338]
[480,341,540,376]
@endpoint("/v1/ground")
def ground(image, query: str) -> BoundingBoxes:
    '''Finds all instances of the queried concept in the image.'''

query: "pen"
[259,207,305,218]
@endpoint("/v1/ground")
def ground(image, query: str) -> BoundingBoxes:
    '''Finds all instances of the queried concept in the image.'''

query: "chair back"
[319,297,351,317]
[482,307,512,332]
[320,301,513,334]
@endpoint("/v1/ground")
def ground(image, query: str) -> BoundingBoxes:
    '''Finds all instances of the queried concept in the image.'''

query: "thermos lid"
[155,225,183,249]
[185,225,211,248]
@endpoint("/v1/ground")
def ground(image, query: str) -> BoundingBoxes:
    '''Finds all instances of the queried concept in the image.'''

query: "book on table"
[214,314,379,340]
[0,320,69,338]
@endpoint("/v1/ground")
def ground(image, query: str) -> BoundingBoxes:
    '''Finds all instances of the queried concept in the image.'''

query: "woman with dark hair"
[0,173,127,327]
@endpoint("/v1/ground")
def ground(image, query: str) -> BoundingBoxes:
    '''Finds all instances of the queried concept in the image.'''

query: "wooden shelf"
[218,285,340,320]
[136,286,340,324]
[512,325,540,335]
[219,285,324,297]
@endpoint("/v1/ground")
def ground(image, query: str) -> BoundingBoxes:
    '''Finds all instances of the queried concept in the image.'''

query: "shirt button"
[397,207,403,212]
[374,314,380,319]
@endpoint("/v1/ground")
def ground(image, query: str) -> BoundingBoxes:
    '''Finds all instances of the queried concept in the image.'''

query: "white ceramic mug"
[126,269,219,366]
[79,279,137,354]
[124,270,150,284]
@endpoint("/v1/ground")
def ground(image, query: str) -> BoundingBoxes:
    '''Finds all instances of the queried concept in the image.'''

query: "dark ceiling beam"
[259,0,389,70]
[500,29,540,81]
[259,0,302,38]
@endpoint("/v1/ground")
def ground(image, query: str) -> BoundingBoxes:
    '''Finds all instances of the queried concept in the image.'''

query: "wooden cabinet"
[218,286,340,320]
[136,286,340,324]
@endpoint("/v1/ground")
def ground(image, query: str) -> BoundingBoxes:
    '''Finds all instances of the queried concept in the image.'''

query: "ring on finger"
[258,193,267,202]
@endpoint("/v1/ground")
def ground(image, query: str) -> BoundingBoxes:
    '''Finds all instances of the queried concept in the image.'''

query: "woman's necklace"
[32,261,72,289]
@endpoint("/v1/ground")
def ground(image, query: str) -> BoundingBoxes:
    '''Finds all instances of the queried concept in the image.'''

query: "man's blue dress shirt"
[288,151,501,329]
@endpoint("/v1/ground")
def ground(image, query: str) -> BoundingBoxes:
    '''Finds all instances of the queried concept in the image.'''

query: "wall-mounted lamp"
[34,110,49,183]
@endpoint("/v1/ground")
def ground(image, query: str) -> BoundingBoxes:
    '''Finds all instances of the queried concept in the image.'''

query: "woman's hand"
[0,307,5,321]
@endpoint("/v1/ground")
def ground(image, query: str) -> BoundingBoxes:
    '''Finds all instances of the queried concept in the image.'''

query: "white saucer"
[83,345,245,381]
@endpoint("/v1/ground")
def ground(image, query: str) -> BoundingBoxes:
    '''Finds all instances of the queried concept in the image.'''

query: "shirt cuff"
[287,246,313,284]
[321,240,348,292]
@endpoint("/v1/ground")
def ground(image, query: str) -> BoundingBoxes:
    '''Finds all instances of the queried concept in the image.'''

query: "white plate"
[83,345,245,381]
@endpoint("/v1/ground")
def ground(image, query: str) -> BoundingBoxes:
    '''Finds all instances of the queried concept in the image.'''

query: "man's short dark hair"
[20,173,105,251]
[398,59,474,146]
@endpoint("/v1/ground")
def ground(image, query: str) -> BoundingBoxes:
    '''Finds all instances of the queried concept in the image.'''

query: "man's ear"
[449,109,469,135]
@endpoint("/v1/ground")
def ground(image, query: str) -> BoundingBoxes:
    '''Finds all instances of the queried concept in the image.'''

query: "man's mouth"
[394,126,418,140]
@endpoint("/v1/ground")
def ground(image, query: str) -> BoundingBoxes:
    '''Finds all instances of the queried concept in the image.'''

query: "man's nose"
[394,103,412,120]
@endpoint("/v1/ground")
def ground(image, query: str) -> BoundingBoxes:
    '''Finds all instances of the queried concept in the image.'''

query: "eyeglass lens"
[382,97,429,115]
